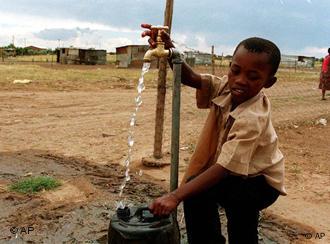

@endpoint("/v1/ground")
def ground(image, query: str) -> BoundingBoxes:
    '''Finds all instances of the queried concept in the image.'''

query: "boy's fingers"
[141,30,151,38]
[141,23,152,29]
[148,38,156,48]
[148,202,154,212]
[142,29,157,41]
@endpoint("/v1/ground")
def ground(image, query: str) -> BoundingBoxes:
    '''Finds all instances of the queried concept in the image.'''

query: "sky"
[0,0,329,58]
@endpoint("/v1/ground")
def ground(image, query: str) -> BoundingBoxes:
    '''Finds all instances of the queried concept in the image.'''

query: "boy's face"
[228,45,276,105]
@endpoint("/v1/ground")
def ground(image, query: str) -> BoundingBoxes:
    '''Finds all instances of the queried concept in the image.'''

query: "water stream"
[116,62,151,209]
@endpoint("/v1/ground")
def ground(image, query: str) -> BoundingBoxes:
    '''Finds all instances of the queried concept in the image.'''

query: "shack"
[184,51,212,66]
[281,55,315,68]
[56,48,106,65]
[0,47,16,57]
[116,45,158,68]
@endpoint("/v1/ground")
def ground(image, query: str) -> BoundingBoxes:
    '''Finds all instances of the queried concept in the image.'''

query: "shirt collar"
[211,84,231,109]
[211,81,264,119]
[229,92,263,119]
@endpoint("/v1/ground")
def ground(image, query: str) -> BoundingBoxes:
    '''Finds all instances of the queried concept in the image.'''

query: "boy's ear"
[264,76,277,88]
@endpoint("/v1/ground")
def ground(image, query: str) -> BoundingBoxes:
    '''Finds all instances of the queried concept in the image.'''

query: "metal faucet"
[143,25,170,62]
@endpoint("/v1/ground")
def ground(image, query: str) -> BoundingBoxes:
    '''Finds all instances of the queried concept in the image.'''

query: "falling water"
[116,62,151,209]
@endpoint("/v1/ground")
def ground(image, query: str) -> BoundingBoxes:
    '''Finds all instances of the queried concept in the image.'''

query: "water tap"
[143,25,171,62]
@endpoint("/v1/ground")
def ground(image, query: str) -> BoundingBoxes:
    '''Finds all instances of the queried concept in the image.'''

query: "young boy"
[142,24,286,244]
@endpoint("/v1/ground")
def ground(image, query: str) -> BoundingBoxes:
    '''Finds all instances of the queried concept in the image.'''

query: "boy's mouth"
[231,87,246,95]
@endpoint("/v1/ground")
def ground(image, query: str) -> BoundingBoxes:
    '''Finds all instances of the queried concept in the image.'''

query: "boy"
[142,24,286,244]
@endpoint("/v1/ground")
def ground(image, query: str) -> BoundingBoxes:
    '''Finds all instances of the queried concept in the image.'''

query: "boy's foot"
[321,98,326,100]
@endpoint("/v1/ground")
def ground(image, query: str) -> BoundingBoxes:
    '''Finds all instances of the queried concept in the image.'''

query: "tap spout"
[143,45,170,62]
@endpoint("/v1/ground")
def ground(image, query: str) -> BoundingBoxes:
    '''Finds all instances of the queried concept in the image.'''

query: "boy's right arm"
[149,163,228,216]
[141,23,202,89]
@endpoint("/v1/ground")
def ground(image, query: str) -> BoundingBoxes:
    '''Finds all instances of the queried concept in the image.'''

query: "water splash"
[117,62,151,208]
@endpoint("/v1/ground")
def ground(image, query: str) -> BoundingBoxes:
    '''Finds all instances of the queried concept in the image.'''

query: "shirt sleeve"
[216,116,264,175]
[196,74,224,108]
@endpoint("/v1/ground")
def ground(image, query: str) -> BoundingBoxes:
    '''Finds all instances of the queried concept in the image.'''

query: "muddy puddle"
[0,150,166,243]
[0,150,312,243]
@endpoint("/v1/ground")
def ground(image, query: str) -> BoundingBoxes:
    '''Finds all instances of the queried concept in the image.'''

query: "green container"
[108,206,180,244]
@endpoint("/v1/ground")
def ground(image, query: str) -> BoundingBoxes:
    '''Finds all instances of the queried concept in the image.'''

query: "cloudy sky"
[0,0,329,57]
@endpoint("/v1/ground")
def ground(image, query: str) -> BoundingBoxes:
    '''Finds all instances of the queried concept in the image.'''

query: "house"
[280,55,315,68]
[0,47,16,58]
[56,47,106,65]
[183,51,212,66]
[116,45,158,68]
[25,46,46,51]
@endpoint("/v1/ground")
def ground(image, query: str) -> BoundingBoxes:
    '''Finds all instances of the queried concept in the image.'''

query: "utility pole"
[153,0,174,159]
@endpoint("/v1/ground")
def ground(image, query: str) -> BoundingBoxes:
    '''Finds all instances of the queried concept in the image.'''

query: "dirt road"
[0,66,329,243]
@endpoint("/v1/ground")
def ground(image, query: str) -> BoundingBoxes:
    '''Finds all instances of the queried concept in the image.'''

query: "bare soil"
[0,64,329,243]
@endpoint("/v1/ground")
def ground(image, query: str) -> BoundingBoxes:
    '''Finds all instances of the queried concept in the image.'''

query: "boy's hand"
[141,23,175,49]
[148,192,180,216]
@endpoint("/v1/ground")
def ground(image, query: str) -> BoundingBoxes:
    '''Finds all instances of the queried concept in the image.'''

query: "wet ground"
[0,150,167,243]
[0,149,320,243]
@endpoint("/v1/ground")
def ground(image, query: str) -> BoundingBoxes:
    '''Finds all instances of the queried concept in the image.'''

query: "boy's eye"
[230,67,239,74]
[247,74,260,80]
[247,72,261,80]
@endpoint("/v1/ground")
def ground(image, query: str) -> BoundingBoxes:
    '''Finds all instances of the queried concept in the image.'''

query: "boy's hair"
[233,37,281,75]
[328,48,330,54]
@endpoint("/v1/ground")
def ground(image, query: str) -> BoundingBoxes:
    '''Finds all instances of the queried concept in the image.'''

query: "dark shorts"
[183,175,280,244]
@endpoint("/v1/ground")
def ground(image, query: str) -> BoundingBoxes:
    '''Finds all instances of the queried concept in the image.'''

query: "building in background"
[183,51,212,66]
[56,48,106,65]
[25,46,47,52]
[0,47,16,58]
[116,45,158,68]
[281,55,315,68]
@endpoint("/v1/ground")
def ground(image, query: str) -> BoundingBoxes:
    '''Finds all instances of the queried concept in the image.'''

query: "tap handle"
[151,25,169,31]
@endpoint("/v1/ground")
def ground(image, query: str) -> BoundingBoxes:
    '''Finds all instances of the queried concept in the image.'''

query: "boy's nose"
[234,76,247,86]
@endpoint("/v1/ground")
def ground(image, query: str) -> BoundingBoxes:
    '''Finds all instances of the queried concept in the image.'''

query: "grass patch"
[9,176,61,194]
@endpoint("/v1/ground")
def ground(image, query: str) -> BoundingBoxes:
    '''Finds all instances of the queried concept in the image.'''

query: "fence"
[0,54,117,64]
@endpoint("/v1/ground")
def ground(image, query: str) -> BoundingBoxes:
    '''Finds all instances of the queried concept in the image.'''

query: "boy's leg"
[225,205,259,244]
[217,175,279,244]
[183,177,226,244]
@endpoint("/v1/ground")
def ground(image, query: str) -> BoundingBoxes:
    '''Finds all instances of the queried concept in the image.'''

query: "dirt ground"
[0,64,329,243]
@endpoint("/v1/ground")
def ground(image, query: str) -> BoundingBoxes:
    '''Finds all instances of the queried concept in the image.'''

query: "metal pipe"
[170,50,183,220]
[170,50,183,193]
